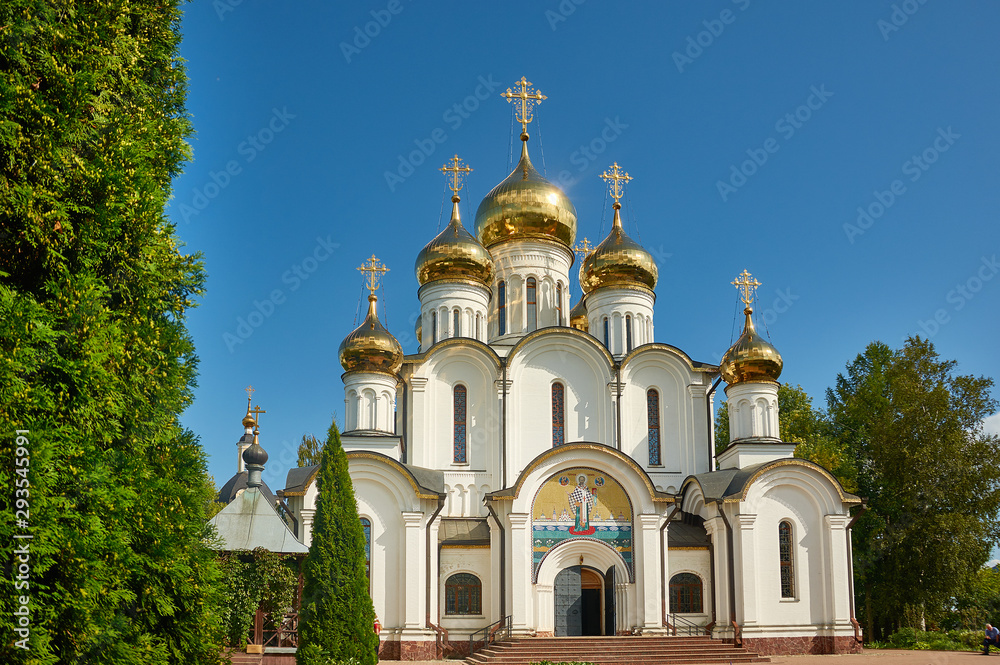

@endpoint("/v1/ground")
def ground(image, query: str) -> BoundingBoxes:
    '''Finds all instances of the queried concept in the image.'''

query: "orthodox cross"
[249,405,266,426]
[358,255,390,294]
[502,77,546,135]
[574,237,595,258]
[244,385,255,401]
[600,162,632,205]
[732,269,762,308]
[440,155,473,196]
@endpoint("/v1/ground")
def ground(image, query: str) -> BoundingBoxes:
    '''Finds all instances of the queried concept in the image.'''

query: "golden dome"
[415,196,494,287]
[719,308,783,384]
[570,297,588,332]
[339,295,404,374]
[474,135,577,249]
[580,204,658,294]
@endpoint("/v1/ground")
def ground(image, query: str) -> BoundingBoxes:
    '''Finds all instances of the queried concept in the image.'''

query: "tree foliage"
[828,337,1000,639]
[297,418,377,665]
[297,433,324,467]
[0,2,223,663]
[218,549,299,649]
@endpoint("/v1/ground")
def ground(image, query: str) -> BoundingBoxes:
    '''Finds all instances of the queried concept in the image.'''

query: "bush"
[874,628,981,652]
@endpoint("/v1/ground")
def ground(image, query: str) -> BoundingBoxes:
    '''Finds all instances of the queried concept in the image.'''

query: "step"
[466,636,768,665]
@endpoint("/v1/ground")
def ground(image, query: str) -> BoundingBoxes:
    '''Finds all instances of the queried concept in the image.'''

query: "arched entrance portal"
[553,565,616,636]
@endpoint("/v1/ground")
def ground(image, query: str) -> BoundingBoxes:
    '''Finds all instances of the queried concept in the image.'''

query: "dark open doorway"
[554,565,615,636]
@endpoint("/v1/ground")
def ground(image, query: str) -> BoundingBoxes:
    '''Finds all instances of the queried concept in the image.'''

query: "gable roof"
[208,487,308,554]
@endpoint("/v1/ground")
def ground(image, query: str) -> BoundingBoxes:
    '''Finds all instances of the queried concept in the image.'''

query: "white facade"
[280,125,862,659]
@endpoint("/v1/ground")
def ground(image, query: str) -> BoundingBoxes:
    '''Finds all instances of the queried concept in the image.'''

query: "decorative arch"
[535,534,633,585]
[669,571,703,613]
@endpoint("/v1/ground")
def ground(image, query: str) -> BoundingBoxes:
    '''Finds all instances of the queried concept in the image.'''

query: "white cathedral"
[269,79,863,658]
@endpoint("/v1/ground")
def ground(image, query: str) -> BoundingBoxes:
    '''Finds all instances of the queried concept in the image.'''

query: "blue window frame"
[453,385,467,463]
[648,388,661,465]
[498,281,506,335]
[552,383,565,446]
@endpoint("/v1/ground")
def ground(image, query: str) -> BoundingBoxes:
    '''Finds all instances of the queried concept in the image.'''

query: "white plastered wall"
[438,547,492,634]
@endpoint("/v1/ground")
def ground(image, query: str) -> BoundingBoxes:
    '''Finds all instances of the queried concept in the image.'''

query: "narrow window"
[648,389,661,466]
[361,517,372,581]
[779,521,795,598]
[445,573,482,615]
[498,281,506,335]
[453,309,461,337]
[626,315,633,353]
[556,283,563,325]
[453,385,467,463]
[603,317,610,349]
[669,573,703,613]
[526,277,537,331]
[552,383,565,446]
[476,312,481,340]
[431,311,437,344]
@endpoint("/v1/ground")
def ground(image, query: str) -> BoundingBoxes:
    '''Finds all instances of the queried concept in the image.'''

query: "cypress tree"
[298,419,378,665]
[0,2,223,663]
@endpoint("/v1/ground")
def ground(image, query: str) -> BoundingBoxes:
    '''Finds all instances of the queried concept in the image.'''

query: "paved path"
[405,650,989,665]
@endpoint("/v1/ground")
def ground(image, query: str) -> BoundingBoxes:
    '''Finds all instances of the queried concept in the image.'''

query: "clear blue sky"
[171,1,1000,492]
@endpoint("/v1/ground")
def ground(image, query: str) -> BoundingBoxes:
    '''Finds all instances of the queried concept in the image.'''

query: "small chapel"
[224,77,865,659]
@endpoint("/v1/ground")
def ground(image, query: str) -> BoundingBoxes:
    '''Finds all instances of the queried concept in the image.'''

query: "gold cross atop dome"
[600,162,632,207]
[244,385,255,400]
[249,405,266,425]
[440,155,473,196]
[732,269,762,308]
[574,237,595,258]
[502,77,546,136]
[358,255,390,294]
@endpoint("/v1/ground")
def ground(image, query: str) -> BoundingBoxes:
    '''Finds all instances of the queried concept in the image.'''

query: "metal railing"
[666,613,704,636]
[469,615,512,657]
[248,610,299,649]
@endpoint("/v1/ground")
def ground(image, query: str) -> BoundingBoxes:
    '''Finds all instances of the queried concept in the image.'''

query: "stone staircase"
[466,635,769,665]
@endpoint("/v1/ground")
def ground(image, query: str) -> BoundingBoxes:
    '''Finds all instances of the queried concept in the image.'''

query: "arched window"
[551,382,565,446]
[626,315,633,353]
[669,573,702,613]
[556,283,563,325]
[498,281,506,335]
[360,517,372,581]
[475,312,481,340]
[453,385,467,463]
[526,277,537,331]
[603,317,610,349]
[779,521,795,598]
[453,309,461,337]
[647,389,661,466]
[431,311,437,345]
[445,573,482,615]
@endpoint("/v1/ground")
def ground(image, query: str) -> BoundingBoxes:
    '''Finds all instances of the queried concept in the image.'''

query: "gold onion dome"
[339,295,403,374]
[415,196,495,286]
[719,308,783,384]
[474,136,577,249]
[570,297,588,331]
[580,203,658,294]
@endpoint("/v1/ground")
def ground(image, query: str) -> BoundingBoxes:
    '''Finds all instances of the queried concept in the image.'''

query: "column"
[734,513,758,628]
[401,511,424,631]
[825,514,852,629]
[299,508,315,547]
[704,516,728,634]
[508,513,531,632]
[637,513,664,632]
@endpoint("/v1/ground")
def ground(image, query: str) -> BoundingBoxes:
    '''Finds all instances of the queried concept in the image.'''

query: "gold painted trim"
[416,278,494,296]
[441,543,491,549]
[339,369,402,383]
[402,336,503,370]
[346,451,444,500]
[621,343,719,374]
[489,442,674,504]
[508,327,616,366]
[721,458,862,505]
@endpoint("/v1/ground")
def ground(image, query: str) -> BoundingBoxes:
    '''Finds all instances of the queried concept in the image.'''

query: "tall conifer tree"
[298,418,378,665]
[0,2,223,663]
